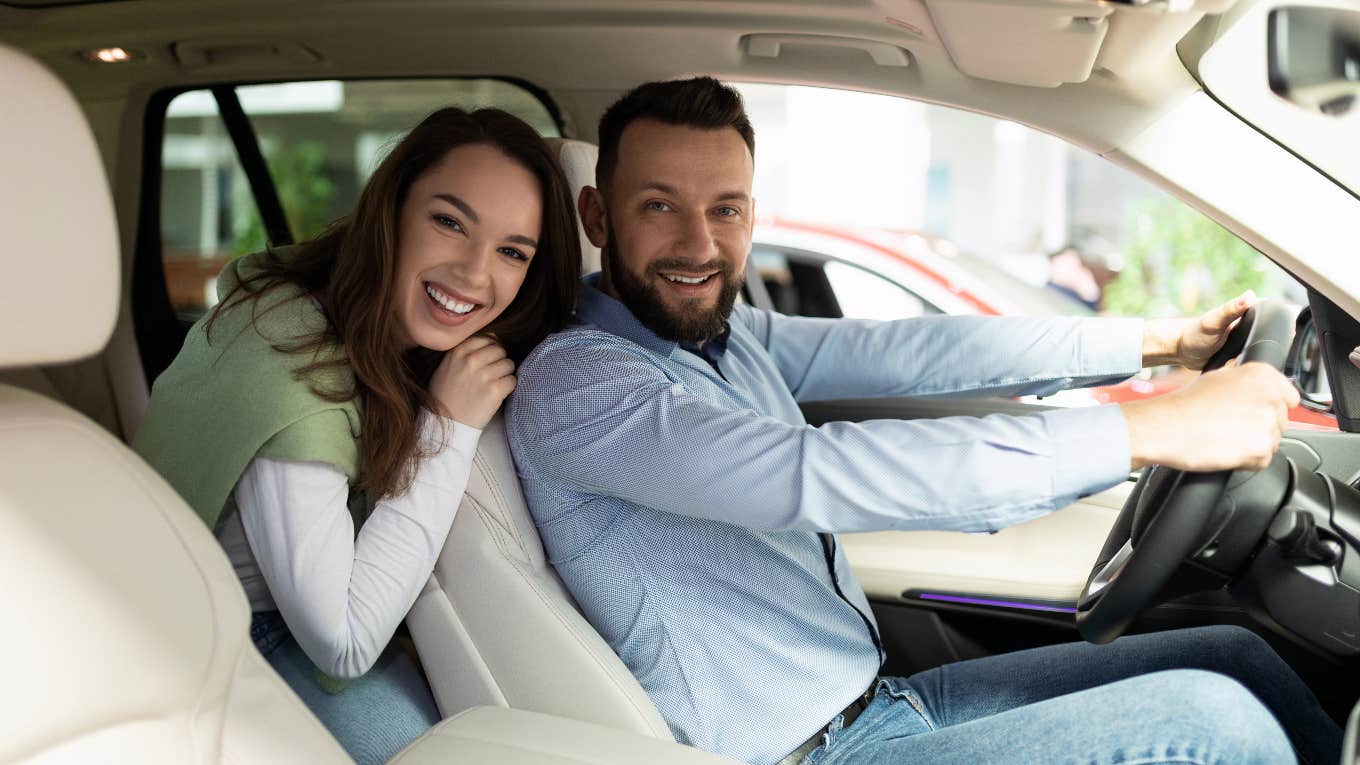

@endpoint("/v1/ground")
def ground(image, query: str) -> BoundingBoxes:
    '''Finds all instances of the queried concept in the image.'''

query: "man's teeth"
[663,274,711,284]
[425,283,476,314]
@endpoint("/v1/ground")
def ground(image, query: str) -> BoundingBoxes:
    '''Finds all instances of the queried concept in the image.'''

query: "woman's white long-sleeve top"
[216,411,479,679]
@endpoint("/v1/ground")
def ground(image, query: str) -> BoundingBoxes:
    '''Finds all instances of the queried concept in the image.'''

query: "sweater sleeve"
[235,410,480,678]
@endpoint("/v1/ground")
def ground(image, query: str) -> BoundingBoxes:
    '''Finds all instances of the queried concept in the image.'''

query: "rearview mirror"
[1286,307,1334,412]
[1268,6,1360,116]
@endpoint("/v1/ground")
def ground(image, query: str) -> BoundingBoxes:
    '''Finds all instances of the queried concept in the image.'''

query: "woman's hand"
[428,336,516,429]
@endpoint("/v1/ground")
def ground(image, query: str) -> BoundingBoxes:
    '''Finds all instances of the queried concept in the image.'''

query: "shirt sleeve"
[510,341,1132,535]
[733,305,1145,401]
[235,411,480,679]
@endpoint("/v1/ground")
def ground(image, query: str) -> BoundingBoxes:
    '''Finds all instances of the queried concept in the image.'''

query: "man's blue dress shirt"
[507,274,1143,765]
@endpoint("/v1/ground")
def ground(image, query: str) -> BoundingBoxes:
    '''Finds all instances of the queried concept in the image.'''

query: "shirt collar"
[575,272,731,360]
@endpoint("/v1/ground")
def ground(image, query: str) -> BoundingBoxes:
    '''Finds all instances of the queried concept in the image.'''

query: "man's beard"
[603,235,742,345]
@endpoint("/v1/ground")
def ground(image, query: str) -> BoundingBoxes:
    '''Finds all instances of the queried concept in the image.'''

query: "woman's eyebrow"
[433,191,535,247]
[432,192,480,224]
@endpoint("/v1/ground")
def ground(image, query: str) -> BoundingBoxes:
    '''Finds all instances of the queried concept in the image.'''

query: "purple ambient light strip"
[918,593,1078,614]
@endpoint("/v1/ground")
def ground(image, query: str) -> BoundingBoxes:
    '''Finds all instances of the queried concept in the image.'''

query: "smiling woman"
[130,106,581,764]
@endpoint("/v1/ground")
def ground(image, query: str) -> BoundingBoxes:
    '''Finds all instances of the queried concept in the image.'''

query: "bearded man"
[506,77,1334,765]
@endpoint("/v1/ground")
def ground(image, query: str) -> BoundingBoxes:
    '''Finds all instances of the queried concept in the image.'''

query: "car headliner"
[2,0,1357,317]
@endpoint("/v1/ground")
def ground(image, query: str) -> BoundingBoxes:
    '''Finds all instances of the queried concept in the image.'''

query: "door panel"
[802,394,1114,607]
[842,481,1131,605]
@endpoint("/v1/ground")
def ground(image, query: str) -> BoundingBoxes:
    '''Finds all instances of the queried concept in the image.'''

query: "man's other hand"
[1142,291,1256,370]
[1120,362,1301,472]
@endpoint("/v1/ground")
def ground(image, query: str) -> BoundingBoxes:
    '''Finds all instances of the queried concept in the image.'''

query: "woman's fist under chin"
[428,335,517,429]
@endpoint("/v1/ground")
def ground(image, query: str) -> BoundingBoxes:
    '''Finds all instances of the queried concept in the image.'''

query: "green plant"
[1102,198,1284,317]
[230,139,336,256]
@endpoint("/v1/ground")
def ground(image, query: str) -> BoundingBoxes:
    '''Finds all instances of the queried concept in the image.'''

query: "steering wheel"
[1075,300,1297,644]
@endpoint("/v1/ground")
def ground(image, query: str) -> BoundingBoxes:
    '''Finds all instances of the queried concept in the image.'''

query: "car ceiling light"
[84,47,139,64]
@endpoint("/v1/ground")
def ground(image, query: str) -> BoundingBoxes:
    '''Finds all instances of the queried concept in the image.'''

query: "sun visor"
[886,0,1237,87]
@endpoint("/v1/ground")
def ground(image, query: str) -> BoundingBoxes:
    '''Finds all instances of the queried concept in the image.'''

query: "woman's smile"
[422,280,484,326]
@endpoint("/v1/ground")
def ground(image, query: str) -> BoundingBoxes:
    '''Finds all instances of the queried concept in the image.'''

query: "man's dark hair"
[596,76,755,190]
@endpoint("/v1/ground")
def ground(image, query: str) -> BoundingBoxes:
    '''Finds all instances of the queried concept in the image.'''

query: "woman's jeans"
[251,611,441,765]
[804,625,1341,765]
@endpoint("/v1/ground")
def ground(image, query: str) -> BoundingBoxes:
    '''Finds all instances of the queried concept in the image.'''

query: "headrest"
[544,138,602,275]
[0,44,119,370]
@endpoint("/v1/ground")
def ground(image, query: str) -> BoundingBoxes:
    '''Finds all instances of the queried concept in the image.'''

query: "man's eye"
[715,206,740,218]
[645,201,672,212]
[433,213,464,232]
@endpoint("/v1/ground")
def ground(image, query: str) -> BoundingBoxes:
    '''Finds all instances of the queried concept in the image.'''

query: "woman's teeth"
[663,274,712,284]
[425,283,477,314]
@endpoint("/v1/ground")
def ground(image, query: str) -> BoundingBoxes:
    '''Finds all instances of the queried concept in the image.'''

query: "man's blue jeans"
[803,625,1340,765]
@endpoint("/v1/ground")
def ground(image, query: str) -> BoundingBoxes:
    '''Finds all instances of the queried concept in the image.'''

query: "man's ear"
[578,186,609,249]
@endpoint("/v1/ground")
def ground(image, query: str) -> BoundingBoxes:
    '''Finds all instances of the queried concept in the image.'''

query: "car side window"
[158,79,559,320]
[752,246,937,319]
[822,261,931,320]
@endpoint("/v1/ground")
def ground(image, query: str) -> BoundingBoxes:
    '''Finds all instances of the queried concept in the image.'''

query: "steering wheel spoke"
[1078,539,1132,609]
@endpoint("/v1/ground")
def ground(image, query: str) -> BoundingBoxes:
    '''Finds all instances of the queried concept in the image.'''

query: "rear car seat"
[0,43,739,765]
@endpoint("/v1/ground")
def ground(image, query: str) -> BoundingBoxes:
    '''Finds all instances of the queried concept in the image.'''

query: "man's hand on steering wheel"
[1142,291,1258,371]
[1120,363,1301,472]
[1077,299,1303,644]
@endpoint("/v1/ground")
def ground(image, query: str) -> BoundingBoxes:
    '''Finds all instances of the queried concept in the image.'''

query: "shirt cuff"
[1038,404,1132,502]
[418,409,483,457]
[1084,317,1144,376]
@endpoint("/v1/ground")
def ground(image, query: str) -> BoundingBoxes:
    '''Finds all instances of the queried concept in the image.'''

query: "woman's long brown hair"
[209,107,581,500]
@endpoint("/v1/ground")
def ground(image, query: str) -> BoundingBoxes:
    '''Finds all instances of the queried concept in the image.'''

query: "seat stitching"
[472,445,532,562]
[450,495,671,738]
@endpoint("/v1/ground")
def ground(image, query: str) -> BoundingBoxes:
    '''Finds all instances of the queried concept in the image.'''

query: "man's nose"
[673,211,718,260]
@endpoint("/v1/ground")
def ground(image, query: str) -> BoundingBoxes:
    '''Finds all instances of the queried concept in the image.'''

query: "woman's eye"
[433,213,464,232]
[499,247,530,262]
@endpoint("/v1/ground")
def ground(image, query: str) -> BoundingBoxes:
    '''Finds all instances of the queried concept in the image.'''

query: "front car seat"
[0,41,354,765]
[404,139,675,739]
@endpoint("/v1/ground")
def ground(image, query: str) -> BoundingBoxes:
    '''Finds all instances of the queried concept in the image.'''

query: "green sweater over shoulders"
[134,250,365,530]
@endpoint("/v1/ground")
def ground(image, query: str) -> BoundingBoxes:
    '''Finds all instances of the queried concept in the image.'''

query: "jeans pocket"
[878,677,936,733]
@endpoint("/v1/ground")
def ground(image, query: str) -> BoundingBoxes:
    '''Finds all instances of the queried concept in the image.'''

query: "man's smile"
[657,269,722,298]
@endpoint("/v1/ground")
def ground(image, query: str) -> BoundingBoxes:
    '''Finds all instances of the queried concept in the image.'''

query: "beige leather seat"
[404,138,676,739]
[0,45,740,765]
[0,40,354,765]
